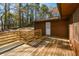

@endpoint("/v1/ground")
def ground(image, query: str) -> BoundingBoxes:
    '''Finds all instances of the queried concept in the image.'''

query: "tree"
[4,3,9,30]
[21,4,28,27]
[33,3,40,21]
[19,3,22,28]
[47,12,53,18]
[40,4,49,19]
[0,3,5,31]
[2,12,15,29]
[0,16,4,31]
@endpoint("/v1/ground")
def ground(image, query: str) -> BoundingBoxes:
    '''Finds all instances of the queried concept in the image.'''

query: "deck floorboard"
[0,37,75,56]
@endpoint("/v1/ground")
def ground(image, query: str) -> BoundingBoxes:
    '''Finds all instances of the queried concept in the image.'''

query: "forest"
[0,3,55,31]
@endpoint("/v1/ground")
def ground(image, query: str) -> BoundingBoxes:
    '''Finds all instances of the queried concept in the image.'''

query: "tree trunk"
[21,12,24,27]
[7,3,10,29]
[0,16,4,31]
[19,3,22,28]
[4,3,7,30]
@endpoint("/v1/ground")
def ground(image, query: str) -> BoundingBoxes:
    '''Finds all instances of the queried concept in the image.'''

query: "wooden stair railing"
[17,29,47,46]
[0,31,23,54]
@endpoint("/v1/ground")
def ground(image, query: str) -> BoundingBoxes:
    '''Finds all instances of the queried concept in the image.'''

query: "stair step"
[0,41,23,54]
[0,36,19,42]
[0,32,16,36]
[0,37,18,46]
[0,34,17,39]
[28,40,42,46]
[27,37,46,47]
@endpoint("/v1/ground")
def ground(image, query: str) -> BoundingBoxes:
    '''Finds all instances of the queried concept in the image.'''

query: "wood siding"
[69,8,79,55]
[51,20,68,39]
[58,3,79,19]
[34,21,45,36]
[34,19,68,39]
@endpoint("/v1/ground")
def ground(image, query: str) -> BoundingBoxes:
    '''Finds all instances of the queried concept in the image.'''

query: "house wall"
[69,7,79,55]
[51,20,68,39]
[34,21,45,36]
[34,19,68,39]
[69,17,76,52]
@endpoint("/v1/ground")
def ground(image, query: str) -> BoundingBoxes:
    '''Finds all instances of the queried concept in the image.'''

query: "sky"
[42,3,57,8]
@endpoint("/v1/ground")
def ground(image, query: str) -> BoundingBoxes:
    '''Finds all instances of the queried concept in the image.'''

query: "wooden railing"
[0,31,23,54]
[0,29,45,46]
[17,29,46,46]
[0,28,46,54]
[0,31,19,46]
[17,29,41,42]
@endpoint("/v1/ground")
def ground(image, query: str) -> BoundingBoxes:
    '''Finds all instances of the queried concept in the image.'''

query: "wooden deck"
[0,37,75,56]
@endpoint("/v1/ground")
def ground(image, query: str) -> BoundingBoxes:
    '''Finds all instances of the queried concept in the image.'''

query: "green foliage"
[47,12,53,17]
[40,4,49,13]
[40,4,49,19]
[2,12,15,20]
[33,4,40,10]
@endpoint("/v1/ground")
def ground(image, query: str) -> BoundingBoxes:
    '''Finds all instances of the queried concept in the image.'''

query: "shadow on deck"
[1,37,75,56]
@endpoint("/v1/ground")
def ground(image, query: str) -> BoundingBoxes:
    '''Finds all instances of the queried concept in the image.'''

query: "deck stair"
[0,31,23,54]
